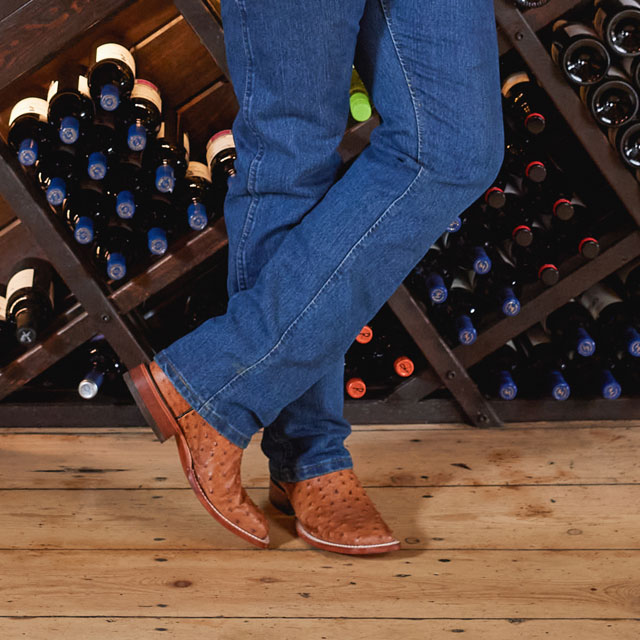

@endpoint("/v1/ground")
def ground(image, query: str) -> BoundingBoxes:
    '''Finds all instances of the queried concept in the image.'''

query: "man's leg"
[218,0,361,482]
[156,0,504,449]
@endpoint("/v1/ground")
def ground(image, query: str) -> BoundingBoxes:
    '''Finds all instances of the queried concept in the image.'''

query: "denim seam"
[378,0,423,165]
[235,0,266,292]
[270,457,353,483]
[200,165,426,414]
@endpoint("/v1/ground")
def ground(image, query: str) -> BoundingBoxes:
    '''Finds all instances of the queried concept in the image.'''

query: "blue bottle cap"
[425,273,448,304]
[46,177,66,206]
[148,227,168,255]
[116,190,136,219]
[74,216,94,245]
[549,370,571,401]
[87,151,108,180]
[107,252,127,280]
[127,123,147,151]
[18,138,38,166]
[59,115,80,144]
[625,327,640,357]
[78,369,105,399]
[599,369,621,400]
[472,246,492,275]
[499,287,521,317]
[446,217,462,233]
[497,370,518,400]
[155,164,175,193]
[456,314,477,346]
[100,83,120,112]
[575,327,596,357]
[187,202,208,231]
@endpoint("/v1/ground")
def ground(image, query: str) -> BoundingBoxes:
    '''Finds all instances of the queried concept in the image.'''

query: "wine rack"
[1,0,640,429]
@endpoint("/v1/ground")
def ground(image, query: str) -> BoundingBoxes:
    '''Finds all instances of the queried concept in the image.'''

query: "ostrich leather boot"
[269,468,400,555]
[124,362,269,549]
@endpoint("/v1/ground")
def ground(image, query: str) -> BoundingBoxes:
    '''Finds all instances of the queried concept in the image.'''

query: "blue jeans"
[156,0,503,482]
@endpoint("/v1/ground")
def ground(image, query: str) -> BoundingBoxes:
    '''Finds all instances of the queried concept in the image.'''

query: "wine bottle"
[87,41,136,111]
[350,67,372,122]
[63,179,110,245]
[544,300,597,357]
[567,355,622,399]
[504,136,547,183]
[94,221,136,281]
[483,168,510,209]
[502,226,560,286]
[178,161,215,231]
[615,258,640,318]
[486,190,535,247]
[107,149,144,219]
[594,0,640,57]
[580,281,640,357]
[551,21,611,85]
[440,211,495,275]
[470,341,520,400]
[36,141,78,207]
[5,258,55,346]
[0,284,9,351]
[471,263,523,317]
[146,110,189,193]
[514,325,572,400]
[8,97,51,167]
[513,0,550,7]
[501,71,546,135]
[83,111,118,180]
[431,271,480,346]
[120,79,162,152]
[580,67,639,128]
[134,192,176,256]
[47,67,94,144]
[608,119,640,168]
[206,129,237,180]
[446,217,462,233]
[622,54,640,88]
[77,335,124,399]
[520,162,578,221]
[344,360,367,399]
[407,243,454,305]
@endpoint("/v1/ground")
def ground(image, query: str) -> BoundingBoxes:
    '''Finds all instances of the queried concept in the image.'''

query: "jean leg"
[218,1,358,479]
[156,0,504,448]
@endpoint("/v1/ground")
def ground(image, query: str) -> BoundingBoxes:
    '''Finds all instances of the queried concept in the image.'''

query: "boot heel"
[269,479,295,516]
[124,367,176,443]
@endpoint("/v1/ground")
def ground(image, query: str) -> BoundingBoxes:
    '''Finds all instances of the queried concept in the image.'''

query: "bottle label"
[158,122,165,138]
[0,295,6,322]
[131,79,162,112]
[47,80,58,103]
[95,43,136,76]
[9,97,48,126]
[501,71,531,97]
[562,22,600,40]
[527,324,551,347]
[183,133,191,161]
[593,9,607,38]
[451,274,473,293]
[206,130,235,167]
[185,161,212,182]
[7,268,35,302]
[581,283,623,319]
[78,75,90,98]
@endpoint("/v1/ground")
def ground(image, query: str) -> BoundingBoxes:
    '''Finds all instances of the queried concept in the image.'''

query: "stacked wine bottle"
[549,0,640,180]
[7,39,237,282]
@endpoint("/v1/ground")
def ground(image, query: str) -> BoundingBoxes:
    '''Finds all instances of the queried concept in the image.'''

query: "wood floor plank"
[1,618,638,639]
[1,485,638,551]
[1,549,639,618]
[1,426,638,489]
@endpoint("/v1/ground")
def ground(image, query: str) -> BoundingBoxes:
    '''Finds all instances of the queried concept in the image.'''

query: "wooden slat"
[1,485,638,551]
[132,15,224,109]
[1,619,637,640]
[1,549,638,618]
[1,427,639,489]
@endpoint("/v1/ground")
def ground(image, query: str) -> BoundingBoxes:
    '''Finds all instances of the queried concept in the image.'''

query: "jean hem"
[154,352,254,449]
[269,456,353,484]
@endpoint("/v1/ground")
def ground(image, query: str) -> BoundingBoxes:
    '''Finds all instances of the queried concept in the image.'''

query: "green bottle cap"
[350,92,372,122]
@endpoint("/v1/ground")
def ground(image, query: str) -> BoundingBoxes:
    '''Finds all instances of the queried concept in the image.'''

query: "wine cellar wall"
[1,0,640,428]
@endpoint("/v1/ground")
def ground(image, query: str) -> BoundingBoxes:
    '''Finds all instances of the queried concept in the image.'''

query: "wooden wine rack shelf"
[1,0,639,429]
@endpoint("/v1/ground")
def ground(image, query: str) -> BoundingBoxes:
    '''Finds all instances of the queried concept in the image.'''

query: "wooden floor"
[1,420,640,639]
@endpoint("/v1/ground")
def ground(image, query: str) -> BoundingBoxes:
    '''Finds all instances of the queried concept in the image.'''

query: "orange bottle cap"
[394,356,415,377]
[356,325,373,344]
[345,378,366,399]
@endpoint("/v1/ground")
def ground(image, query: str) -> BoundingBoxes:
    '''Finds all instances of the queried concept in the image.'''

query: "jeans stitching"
[378,0,423,165]
[235,0,266,292]
[201,165,425,411]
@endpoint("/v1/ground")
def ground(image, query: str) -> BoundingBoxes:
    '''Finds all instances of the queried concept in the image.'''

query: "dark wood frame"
[1,0,639,430]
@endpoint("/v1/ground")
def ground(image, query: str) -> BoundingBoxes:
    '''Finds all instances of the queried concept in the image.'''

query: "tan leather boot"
[269,468,400,555]
[125,362,269,549]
